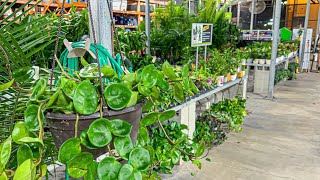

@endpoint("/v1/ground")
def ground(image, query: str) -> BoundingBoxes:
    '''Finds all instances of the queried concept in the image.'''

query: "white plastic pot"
[253,59,259,64]
[224,76,228,83]
[247,59,253,64]
[216,76,224,87]
[231,74,237,81]
[258,59,266,64]
[265,60,271,65]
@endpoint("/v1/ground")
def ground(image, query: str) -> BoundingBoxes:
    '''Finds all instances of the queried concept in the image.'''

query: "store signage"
[191,23,213,47]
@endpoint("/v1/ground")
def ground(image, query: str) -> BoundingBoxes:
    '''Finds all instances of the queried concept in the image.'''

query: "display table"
[168,75,248,138]
[245,55,296,95]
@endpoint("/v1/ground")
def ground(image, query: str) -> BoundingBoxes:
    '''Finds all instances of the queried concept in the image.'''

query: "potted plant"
[0,57,206,179]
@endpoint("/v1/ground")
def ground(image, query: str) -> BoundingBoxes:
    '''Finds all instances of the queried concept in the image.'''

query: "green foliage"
[194,96,247,147]
[149,121,204,174]
[274,68,291,84]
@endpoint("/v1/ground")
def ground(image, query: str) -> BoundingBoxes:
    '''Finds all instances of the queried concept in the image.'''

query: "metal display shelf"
[169,75,248,112]
[245,57,291,67]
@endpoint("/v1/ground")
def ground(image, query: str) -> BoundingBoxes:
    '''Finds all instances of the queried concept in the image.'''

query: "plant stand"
[246,55,296,95]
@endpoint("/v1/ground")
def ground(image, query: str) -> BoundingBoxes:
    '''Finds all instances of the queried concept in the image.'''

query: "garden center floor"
[166,73,320,180]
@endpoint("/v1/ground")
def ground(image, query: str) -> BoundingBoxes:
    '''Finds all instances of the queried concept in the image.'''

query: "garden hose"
[59,41,133,77]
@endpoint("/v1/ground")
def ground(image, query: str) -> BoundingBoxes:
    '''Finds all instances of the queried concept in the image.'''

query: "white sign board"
[191,23,213,47]
[292,28,313,70]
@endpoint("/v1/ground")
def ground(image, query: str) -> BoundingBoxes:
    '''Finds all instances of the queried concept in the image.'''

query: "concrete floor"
[166,73,320,180]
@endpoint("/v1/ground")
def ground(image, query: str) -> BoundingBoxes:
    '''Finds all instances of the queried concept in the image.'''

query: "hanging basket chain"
[49,0,66,89]
[87,0,107,109]
[105,0,125,64]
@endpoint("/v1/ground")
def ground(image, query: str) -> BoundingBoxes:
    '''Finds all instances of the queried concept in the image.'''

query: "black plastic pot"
[46,103,143,157]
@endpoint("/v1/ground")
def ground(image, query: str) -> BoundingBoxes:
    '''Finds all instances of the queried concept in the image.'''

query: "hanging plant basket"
[46,103,143,157]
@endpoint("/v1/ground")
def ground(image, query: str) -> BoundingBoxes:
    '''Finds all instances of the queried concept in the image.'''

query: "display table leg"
[242,78,248,99]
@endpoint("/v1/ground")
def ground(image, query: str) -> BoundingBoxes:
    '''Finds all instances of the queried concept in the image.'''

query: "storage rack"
[0,0,168,29]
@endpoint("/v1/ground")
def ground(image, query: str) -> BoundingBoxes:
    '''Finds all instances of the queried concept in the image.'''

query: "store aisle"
[166,73,320,180]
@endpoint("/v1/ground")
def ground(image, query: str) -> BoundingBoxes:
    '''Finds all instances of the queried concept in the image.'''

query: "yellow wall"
[286,1,319,36]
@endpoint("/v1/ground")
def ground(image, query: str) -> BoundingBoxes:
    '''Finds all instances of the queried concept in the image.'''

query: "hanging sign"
[191,23,213,47]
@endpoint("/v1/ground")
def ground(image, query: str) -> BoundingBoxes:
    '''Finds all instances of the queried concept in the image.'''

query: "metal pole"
[89,0,113,54]
[188,0,191,14]
[145,0,150,54]
[229,5,232,23]
[204,46,207,61]
[250,0,255,33]
[196,47,199,70]
[316,4,320,37]
[299,0,311,71]
[267,0,282,99]
[237,1,241,27]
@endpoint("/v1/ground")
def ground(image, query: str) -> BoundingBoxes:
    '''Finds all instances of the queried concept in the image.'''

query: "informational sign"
[191,23,213,47]
[292,28,313,71]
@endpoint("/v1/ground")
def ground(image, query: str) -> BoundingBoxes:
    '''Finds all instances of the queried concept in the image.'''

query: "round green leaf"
[182,65,190,91]
[87,118,112,147]
[58,138,81,164]
[173,82,185,103]
[97,157,122,180]
[110,119,132,137]
[145,146,154,164]
[79,63,100,79]
[80,130,98,149]
[73,80,98,115]
[0,136,11,172]
[129,147,151,171]
[114,136,133,160]
[62,79,77,99]
[138,84,151,96]
[151,86,160,99]
[195,139,205,158]
[46,89,60,108]
[135,68,143,82]
[67,152,94,178]
[127,92,138,108]
[162,61,177,80]
[12,67,34,82]
[122,73,136,83]
[118,164,142,180]
[24,104,44,132]
[140,112,159,126]
[18,137,43,147]
[104,83,132,110]
[157,71,169,91]
[137,127,149,146]
[13,159,36,180]
[159,110,176,122]
[0,172,8,180]
[30,78,47,101]
[171,149,180,164]
[12,122,29,144]
[141,64,158,88]
[84,161,98,180]
[17,144,33,166]
[101,64,116,79]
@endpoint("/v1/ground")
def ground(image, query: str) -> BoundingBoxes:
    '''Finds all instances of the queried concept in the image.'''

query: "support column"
[299,0,311,71]
[237,2,241,27]
[89,0,113,54]
[145,0,151,54]
[267,0,282,99]
[242,78,248,99]
[250,0,255,33]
